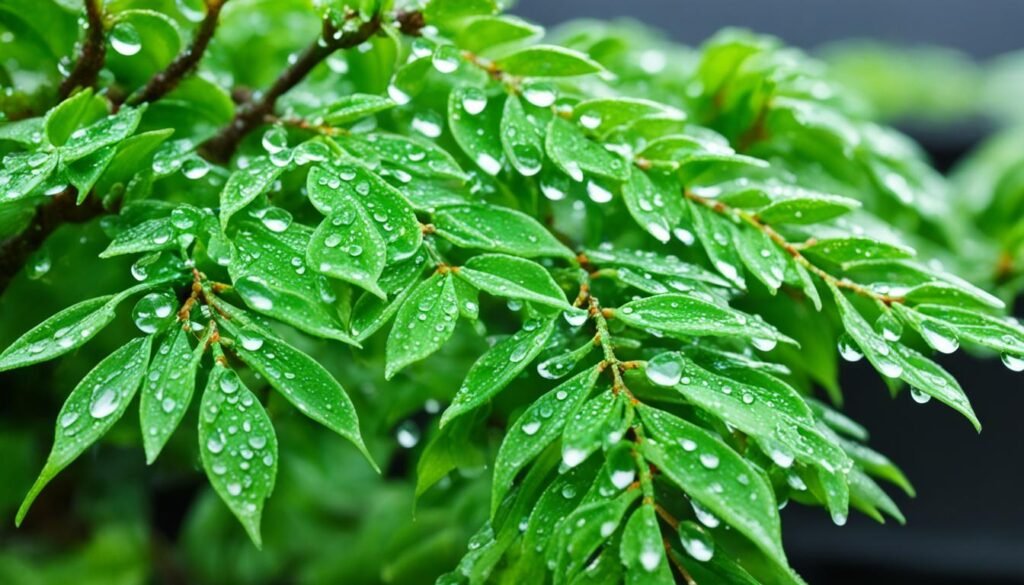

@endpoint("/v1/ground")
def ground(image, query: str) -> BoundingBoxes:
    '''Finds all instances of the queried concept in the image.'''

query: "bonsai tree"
[1,0,1021,583]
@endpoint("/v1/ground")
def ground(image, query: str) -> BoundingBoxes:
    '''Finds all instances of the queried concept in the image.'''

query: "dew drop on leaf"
[1002,353,1024,372]
[110,22,142,56]
[646,353,683,387]
[679,521,715,561]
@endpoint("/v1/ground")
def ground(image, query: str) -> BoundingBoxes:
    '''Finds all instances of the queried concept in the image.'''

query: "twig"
[126,0,228,106]
[58,0,106,100]
[199,12,387,163]
[685,190,906,306]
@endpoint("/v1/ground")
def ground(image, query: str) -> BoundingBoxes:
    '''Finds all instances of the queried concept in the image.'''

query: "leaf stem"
[685,190,905,306]
[58,0,106,100]
[126,0,228,106]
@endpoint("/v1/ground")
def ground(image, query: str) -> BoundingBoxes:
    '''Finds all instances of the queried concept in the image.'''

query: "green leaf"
[0,151,58,202]
[549,490,639,581]
[440,317,556,427]
[573,98,685,139]
[829,285,980,431]
[500,94,545,177]
[910,304,1024,355]
[198,362,278,548]
[308,206,387,298]
[560,390,626,468]
[349,250,431,341]
[457,15,543,54]
[318,93,395,125]
[654,354,851,493]
[494,45,605,77]
[310,162,422,261]
[218,318,372,465]
[60,106,145,163]
[491,365,601,514]
[17,336,153,525]
[100,217,179,258]
[344,132,467,181]
[802,237,915,266]
[456,254,571,311]
[229,222,357,345]
[756,188,861,225]
[582,246,730,288]
[619,504,675,584]
[848,467,904,525]
[0,117,43,146]
[416,412,487,497]
[449,86,506,176]
[638,406,787,566]
[733,222,788,291]
[0,283,157,373]
[688,200,747,288]
[622,168,684,243]
[219,156,287,227]
[140,325,205,463]
[385,272,459,379]
[433,203,574,259]
[423,0,497,28]
[546,116,630,182]
[614,294,794,346]
[43,89,106,146]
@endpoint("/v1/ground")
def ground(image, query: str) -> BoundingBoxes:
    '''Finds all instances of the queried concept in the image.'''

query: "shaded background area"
[514,0,1024,582]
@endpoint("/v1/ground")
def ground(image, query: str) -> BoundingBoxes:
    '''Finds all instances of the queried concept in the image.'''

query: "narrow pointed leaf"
[501,94,545,177]
[449,86,506,176]
[620,504,675,584]
[614,294,794,345]
[198,363,278,547]
[308,206,387,298]
[17,336,153,525]
[218,319,372,466]
[385,272,459,379]
[140,326,205,463]
[441,317,556,427]
[456,254,571,310]
[638,406,786,566]
[546,116,629,182]
[433,203,574,258]
[491,365,600,515]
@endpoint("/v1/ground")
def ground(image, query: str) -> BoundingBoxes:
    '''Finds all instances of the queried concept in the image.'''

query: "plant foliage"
[1,0,1023,583]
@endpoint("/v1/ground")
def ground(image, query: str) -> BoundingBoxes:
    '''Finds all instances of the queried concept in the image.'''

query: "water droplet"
[411,111,443,137]
[258,207,292,232]
[262,126,288,154]
[90,388,119,418]
[699,453,719,469]
[396,420,421,448]
[610,468,635,490]
[181,157,210,180]
[752,337,777,352]
[910,387,932,404]
[679,522,715,562]
[837,333,863,362]
[522,83,557,107]
[461,87,487,115]
[1002,353,1024,372]
[110,22,142,56]
[237,331,264,351]
[646,353,683,387]
[521,420,541,435]
[876,313,903,342]
[132,291,177,334]
[562,447,587,468]
[920,321,959,354]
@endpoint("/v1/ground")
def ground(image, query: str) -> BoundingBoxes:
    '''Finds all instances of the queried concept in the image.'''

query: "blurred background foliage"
[2,0,1024,584]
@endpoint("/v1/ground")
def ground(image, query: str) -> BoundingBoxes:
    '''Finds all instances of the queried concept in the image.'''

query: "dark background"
[513,1,1024,582]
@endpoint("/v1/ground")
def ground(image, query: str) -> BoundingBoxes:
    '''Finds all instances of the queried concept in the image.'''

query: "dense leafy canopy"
[1,0,1023,583]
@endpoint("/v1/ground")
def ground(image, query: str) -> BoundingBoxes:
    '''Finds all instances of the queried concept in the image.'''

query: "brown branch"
[685,190,906,306]
[125,0,227,106]
[0,189,106,294]
[58,0,106,100]
[199,12,387,163]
